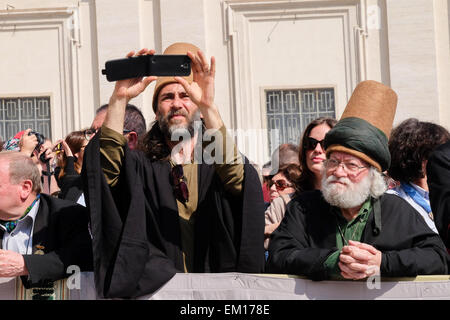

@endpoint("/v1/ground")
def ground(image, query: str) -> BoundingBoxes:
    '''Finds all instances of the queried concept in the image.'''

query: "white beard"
[321,172,372,209]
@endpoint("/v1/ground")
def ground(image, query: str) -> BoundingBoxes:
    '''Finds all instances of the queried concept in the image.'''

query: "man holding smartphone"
[83,42,265,298]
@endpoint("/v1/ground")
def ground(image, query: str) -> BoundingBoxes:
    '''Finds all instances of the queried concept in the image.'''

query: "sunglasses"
[269,179,293,191]
[171,164,189,203]
[304,137,325,151]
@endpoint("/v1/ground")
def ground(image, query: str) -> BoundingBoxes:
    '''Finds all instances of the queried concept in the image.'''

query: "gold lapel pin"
[35,245,45,255]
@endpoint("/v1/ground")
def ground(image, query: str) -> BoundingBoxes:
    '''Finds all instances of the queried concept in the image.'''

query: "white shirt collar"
[0,198,40,232]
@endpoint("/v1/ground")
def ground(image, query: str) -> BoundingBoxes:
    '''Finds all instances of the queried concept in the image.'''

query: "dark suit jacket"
[427,140,450,250]
[0,194,93,288]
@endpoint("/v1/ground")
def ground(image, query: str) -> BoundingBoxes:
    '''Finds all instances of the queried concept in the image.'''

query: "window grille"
[266,88,335,155]
[0,97,51,142]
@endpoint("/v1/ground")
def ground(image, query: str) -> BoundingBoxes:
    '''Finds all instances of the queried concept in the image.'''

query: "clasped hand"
[338,240,381,280]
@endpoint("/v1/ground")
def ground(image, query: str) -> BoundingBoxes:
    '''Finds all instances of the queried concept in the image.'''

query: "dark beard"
[158,110,201,141]
[139,122,205,162]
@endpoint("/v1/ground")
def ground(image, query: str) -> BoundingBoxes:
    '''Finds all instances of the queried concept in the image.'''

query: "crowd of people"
[0,42,449,299]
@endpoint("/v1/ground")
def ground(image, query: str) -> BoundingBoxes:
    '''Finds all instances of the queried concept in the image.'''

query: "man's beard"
[158,109,201,140]
[321,171,373,209]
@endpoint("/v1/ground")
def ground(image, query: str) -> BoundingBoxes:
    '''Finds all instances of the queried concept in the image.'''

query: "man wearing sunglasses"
[83,43,265,298]
[267,80,448,280]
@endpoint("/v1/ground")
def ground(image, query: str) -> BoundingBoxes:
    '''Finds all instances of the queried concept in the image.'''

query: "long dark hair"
[297,117,337,192]
[139,121,172,161]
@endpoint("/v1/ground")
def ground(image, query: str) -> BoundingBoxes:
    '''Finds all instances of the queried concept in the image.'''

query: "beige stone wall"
[1,0,449,163]
[386,0,450,130]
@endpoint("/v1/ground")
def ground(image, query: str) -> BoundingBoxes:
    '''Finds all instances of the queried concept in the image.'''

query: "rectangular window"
[0,96,51,142]
[266,88,335,155]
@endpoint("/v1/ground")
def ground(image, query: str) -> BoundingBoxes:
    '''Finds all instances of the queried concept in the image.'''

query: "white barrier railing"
[1,272,449,300]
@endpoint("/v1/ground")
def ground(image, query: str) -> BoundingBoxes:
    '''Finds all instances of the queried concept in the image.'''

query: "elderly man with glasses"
[266,80,448,280]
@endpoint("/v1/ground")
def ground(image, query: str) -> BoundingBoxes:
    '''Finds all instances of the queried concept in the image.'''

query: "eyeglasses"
[171,164,189,203]
[122,129,132,135]
[304,137,325,151]
[324,158,368,174]
[269,179,293,191]
[84,128,97,141]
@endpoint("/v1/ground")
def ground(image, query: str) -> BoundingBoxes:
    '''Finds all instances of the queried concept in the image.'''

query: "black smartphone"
[101,55,191,82]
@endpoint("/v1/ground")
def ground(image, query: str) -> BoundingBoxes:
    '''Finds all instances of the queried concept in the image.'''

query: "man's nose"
[333,163,347,177]
[171,95,184,108]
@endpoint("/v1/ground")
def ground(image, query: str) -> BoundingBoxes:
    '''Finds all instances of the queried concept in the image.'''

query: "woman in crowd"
[264,117,336,252]
[55,129,92,205]
[264,163,301,250]
[297,117,337,192]
[268,164,300,202]
[387,118,450,234]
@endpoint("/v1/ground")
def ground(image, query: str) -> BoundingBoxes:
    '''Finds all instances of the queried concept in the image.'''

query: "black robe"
[427,140,450,250]
[57,156,83,202]
[266,191,448,279]
[82,130,266,298]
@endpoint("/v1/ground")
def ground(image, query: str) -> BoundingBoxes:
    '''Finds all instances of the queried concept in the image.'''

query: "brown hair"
[297,117,337,192]
[275,163,302,193]
[58,130,87,178]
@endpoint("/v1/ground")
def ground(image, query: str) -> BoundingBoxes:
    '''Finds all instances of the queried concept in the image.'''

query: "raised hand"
[19,129,38,156]
[112,48,158,102]
[106,48,158,134]
[53,139,73,157]
[175,50,223,130]
[175,50,215,108]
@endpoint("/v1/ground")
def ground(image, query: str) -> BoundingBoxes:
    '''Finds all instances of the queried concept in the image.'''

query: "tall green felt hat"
[324,80,398,172]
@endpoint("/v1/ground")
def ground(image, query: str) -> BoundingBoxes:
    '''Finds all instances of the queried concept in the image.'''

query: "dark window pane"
[301,90,316,113]
[21,98,35,120]
[282,90,299,113]
[36,97,51,119]
[266,91,282,114]
[284,114,301,145]
[0,97,52,141]
[266,88,336,160]
[5,99,20,120]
